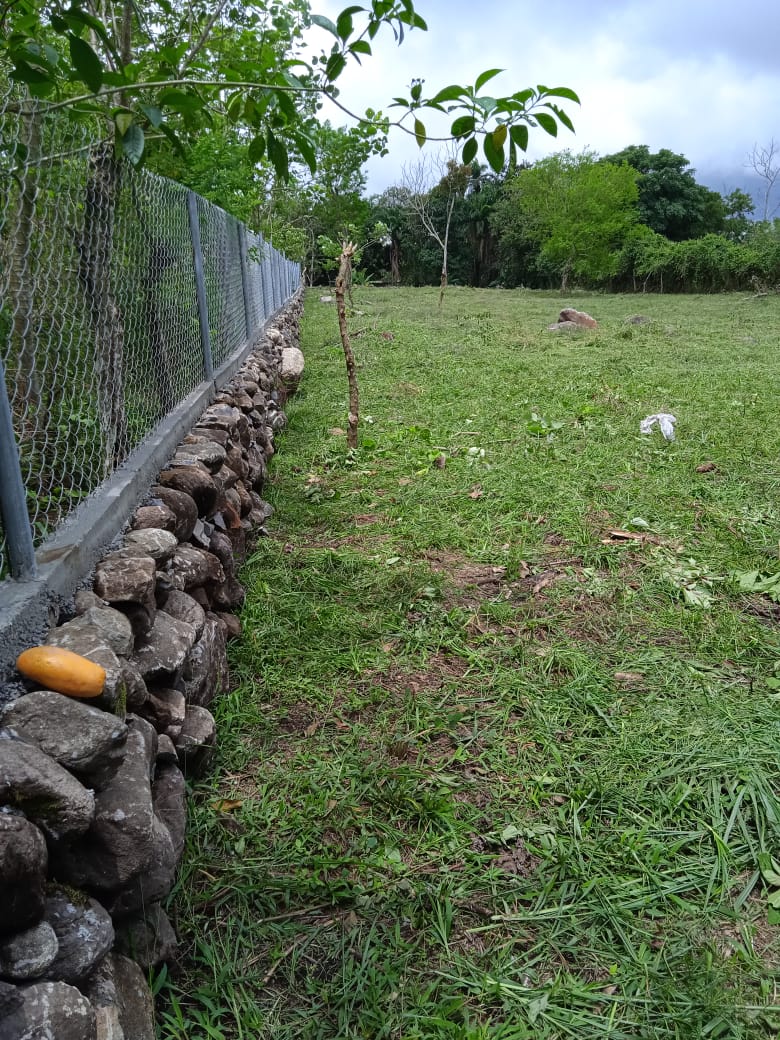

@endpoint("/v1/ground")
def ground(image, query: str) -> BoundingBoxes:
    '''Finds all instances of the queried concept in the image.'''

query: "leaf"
[310,13,339,36]
[682,586,713,609]
[336,9,355,41]
[492,124,507,148]
[430,84,465,105]
[68,33,102,93]
[553,104,575,133]
[475,67,503,92]
[159,89,204,114]
[248,133,266,162]
[350,39,372,56]
[509,123,529,151]
[294,132,317,172]
[535,111,558,136]
[114,110,134,135]
[414,117,426,148]
[325,51,347,81]
[462,136,478,164]
[527,993,549,1025]
[138,103,163,129]
[267,131,289,179]
[468,485,483,500]
[543,86,581,103]
[450,114,475,138]
[119,124,144,164]
[210,798,243,813]
[483,131,504,173]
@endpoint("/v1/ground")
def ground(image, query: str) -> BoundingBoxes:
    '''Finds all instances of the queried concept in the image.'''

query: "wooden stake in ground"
[334,241,359,449]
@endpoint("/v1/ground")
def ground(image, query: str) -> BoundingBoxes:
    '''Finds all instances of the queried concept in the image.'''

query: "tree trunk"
[334,242,359,449]
[76,141,127,475]
[8,104,43,408]
[438,263,448,309]
[390,237,401,285]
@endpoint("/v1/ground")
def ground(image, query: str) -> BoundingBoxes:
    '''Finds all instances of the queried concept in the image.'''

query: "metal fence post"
[187,191,214,381]
[237,221,253,340]
[0,357,37,580]
[260,236,272,319]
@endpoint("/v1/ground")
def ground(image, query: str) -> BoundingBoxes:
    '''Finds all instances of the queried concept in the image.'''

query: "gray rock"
[45,626,128,714]
[82,954,123,1040]
[150,485,198,542]
[192,426,229,446]
[115,904,178,970]
[182,545,226,588]
[175,705,216,778]
[122,660,149,714]
[152,764,186,864]
[103,814,177,919]
[85,952,156,1040]
[8,980,97,1040]
[65,607,135,658]
[0,978,23,1024]
[0,735,94,841]
[42,887,114,986]
[132,611,198,683]
[213,612,242,641]
[199,403,241,432]
[52,717,156,891]
[0,815,47,935]
[155,734,178,767]
[174,439,227,473]
[547,320,583,332]
[94,554,157,608]
[280,346,305,391]
[0,921,58,980]
[139,686,185,735]
[181,618,227,708]
[124,527,178,565]
[190,517,216,550]
[113,954,155,1039]
[2,690,127,791]
[73,590,108,614]
[160,590,206,641]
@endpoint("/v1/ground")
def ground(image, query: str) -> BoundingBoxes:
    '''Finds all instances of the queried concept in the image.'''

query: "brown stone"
[158,464,218,517]
[131,503,177,533]
[150,485,198,541]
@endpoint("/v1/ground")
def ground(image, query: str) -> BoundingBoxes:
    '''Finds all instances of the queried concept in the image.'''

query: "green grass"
[158,287,780,1039]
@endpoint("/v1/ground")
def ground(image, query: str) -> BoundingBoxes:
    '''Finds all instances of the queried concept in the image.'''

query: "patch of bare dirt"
[364,651,473,700]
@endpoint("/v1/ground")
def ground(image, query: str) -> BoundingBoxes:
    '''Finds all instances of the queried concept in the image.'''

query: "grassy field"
[158,287,780,1039]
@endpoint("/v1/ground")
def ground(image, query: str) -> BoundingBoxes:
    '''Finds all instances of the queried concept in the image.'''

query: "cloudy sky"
[308,0,780,208]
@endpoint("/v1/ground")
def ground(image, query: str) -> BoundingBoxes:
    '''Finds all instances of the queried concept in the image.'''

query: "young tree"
[402,152,470,306]
[495,151,639,290]
[0,1,579,178]
[746,139,780,222]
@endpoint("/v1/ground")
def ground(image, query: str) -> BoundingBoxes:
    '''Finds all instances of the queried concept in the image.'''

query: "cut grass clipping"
[158,287,780,1039]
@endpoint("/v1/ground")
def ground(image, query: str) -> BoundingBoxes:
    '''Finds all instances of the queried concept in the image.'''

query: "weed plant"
[158,287,780,1039]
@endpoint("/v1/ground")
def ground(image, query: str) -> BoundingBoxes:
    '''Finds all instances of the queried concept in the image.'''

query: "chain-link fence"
[0,86,300,584]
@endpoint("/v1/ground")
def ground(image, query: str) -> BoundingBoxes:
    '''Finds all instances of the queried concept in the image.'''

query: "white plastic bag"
[640,413,677,441]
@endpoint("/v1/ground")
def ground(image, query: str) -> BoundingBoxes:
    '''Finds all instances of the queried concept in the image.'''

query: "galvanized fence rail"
[0,87,300,590]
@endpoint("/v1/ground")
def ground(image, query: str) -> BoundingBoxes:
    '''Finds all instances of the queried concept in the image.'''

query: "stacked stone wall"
[0,295,305,1039]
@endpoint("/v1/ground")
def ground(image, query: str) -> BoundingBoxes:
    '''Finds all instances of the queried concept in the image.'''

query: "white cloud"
[305,0,780,198]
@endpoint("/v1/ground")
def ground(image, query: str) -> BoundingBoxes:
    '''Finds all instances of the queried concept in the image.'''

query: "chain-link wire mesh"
[0,86,300,582]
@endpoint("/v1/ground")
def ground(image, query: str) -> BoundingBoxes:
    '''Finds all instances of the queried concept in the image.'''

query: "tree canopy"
[602,145,725,240]
[0,0,579,176]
